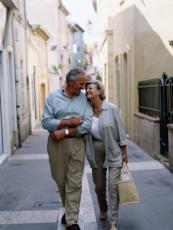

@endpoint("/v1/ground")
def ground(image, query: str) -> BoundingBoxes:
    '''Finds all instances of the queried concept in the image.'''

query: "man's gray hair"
[66,68,85,82]
[86,80,106,100]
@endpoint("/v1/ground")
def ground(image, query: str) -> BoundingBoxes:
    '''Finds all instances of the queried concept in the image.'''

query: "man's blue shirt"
[42,88,93,135]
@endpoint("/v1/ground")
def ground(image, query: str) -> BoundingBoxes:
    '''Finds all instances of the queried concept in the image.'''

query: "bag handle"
[122,162,133,180]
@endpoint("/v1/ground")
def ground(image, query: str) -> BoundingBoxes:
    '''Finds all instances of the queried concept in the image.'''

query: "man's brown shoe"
[66,224,81,230]
[61,213,67,224]
[110,224,118,230]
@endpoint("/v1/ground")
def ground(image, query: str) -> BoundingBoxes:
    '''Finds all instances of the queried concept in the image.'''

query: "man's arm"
[42,95,83,132]
[76,101,93,136]
[51,101,93,141]
[59,116,83,129]
[50,127,78,142]
[42,95,61,132]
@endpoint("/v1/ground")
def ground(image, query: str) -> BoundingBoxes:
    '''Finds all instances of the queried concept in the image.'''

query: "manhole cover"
[33,201,62,209]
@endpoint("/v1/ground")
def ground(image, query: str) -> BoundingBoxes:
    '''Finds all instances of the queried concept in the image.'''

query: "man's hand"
[50,130,65,142]
[68,116,83,127]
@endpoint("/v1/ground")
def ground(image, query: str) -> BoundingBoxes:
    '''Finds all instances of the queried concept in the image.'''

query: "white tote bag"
[118,163,140,205]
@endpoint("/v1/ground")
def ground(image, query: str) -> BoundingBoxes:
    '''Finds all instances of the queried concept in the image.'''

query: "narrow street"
[0,126,173,230]
[1,1,173,229]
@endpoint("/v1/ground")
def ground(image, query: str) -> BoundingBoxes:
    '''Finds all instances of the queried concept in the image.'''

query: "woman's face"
[86,83,101,100]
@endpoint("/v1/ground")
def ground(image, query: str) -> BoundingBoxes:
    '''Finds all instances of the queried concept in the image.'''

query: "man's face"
[70,74,86,96]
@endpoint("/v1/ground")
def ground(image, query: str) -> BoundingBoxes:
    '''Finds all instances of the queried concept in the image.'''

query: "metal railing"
[138,73,173,155]
[138,78,160,117]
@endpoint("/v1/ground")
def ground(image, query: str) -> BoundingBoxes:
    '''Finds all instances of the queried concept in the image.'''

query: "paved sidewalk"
[0,127,173,230]
[0,127,97,230]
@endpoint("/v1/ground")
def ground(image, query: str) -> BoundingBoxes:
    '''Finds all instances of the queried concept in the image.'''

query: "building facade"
[0,0,30,162]
[27,24,49,129]
[93,0,173,142]
[26,0,71,92]
[57,0,70,84]
[68,23,85,69]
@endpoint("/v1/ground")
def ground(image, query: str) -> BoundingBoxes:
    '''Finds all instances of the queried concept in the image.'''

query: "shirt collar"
[60,86,83,99]
[61,86,69,97]
[102,100,109,110]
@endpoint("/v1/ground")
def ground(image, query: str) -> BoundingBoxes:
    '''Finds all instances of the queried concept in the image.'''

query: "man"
[42,68,92,230]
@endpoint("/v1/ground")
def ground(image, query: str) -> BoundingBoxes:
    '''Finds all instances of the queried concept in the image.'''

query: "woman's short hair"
[66,68,85,82]
[86,80,106,100]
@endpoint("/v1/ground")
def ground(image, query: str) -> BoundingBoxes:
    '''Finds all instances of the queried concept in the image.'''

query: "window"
[0,2,7,49]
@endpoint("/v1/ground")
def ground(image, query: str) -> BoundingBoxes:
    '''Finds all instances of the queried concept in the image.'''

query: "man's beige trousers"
[47,136,85,225]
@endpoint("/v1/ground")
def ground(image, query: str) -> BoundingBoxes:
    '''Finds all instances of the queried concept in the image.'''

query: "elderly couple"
[42,68,128,230]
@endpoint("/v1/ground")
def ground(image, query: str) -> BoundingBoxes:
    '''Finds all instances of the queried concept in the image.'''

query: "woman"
[85,80,128,230]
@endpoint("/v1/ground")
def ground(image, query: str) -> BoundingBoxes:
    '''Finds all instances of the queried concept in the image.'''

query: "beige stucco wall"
[99,37,108,98]
[96,0,173,139]
[95,1,136,136]
[134,2,173,111]
[26,0,70,88]
[28,25,49,125]
[134,112,160,158]
[27,36,39,130]
[26,0,59,69]
[112,6,135,136]
[57,4,69,83]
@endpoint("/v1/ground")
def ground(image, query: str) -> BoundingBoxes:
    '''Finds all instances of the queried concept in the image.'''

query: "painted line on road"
[80,167,97,228]
[128,161,164,171]
[10,154,165,172]
[9,154,48,160]
[85,161,164,173]
[0,210,58,224]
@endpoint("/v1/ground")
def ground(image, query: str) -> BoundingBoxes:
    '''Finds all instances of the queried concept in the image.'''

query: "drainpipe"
[11,9,22,147]
[23,0,31,134]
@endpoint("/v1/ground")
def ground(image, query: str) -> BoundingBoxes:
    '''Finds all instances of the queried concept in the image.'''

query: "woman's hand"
[122,153,128,164]
[122,145,128,164]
